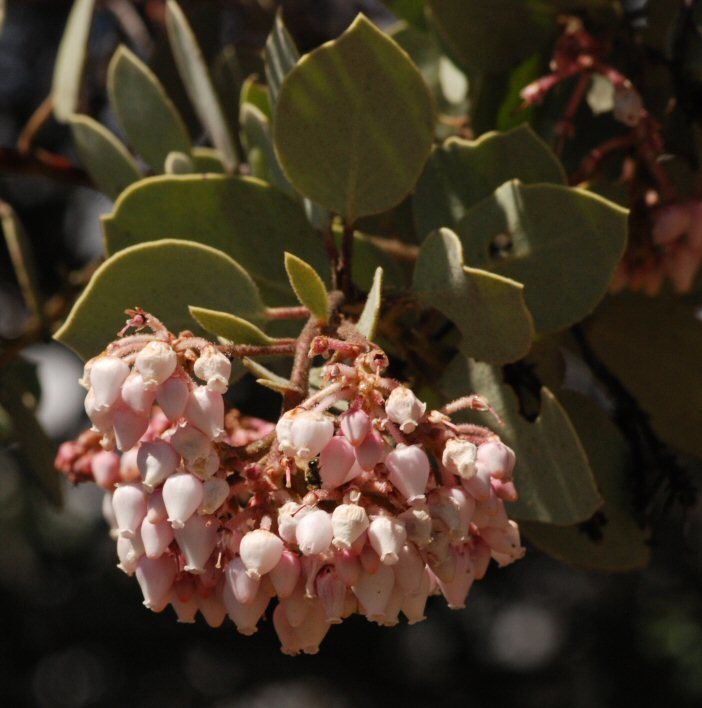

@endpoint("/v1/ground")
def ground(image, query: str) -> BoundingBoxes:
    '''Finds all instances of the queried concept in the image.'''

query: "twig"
[17,95,54,154]
[0,147,90,186]
[266,305,310,320]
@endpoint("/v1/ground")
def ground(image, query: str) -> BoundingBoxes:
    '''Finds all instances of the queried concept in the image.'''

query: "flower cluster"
[57,313,525,655]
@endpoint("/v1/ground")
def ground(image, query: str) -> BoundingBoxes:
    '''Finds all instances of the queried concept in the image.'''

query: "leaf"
[440,356,603,524]
[102,174,330,305]
[458,180,628,333]
[69,115,142,200]
[382,0,428,30]
[51,0,96,122]
[191,147,225,173]
[413,125,566,238]
[55,239,265,360]
[165,0,239,172]
[273,14,435,223]
[412,228,534,364]
[240,103,295,197]
[284,253,329,323]
[164,151,195,174]
[427,0,556,73]
[242,357,300,396]
[264,10,300,109]
[522,390,651,572]
[241,77,272,121]
[586,292,702,458]
[0,363,62,506]
[212,45,244,139]
[351,232,411,291]
[189,306,273,345]
[357,267,383,340]
[107,45,191,172]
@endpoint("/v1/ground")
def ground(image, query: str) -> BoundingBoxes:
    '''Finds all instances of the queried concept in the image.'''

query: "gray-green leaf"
[284,252,329,323]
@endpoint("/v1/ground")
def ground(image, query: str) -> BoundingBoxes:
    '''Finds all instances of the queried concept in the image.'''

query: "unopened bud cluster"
[58,315,525,655]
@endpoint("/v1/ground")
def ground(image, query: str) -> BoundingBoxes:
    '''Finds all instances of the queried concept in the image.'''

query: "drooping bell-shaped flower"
[137,440,179,491]
[273,603,302,655]
[119,447,140,483]
[91,450,121,490]
[315,567,346,624]
[193,346,231,394]
[113,407,149,451]
[368,515,407,565]
[281,577,312,628]
[442,438,477,480]
[239,529,284,580]
[141,516,174,559]
[198,477,229,515]
[102,492,117,536]
[170,594,198,623]
[135,341,177,389]
[120,371,156,415]
[476,441,516,480]
[294,601,331,654]
[277,501,311,544]
[288,410,335,461]
[184,386,224,441]
[162,472,204,529]
[269,549,301,599]
[112,483,147,538]
[146,489,167,524]
[470,538,492,580]
[334,548,361,587]
[319,436,355,489]
[222,582,270,636]
[379,579,404,627]
[385,386,426,433]
[84,388,115,433]
[480,520,524,563]
[116,534,144,575]
[135,555,177,611]
[399,507,432,548]
[331,503,369,550]
[435,547,475,609]
[198,590,227,628]
[353,564,395,621]
[339,408,371,446]
[354,429,385,471]
[295,509,333,556]
[156,375,190,421]
[226,556,260,604]
[401,567,431,625]
[394,543,425,595]
[173,514,218,573]
[359,544,380,574]
[385,444,430,503]
[90,356,130,410]
[461,464,492,502]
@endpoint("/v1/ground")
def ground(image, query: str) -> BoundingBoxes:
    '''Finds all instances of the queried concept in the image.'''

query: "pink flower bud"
[137,440,179,491]
[102,492,117,535]
[355,429,385,471]
[135,555,177,611]
[112,483,147,538]
[480,520,525,563]
[146,489,167,524]
[359,544,380,574]
[493,478,518,502]
[401,568,431,625]
[141,516,174,559]
[331,503,369,550]
[353,564,394,621]
[173,514,218,573]
[385,444,430,503]
[316,567,346,624]
[156,375,190,421]
[436,547,475,609]
[239,529,284,580]
[198,477,229,515]
[471,539,492,580]
[113,408,149,451]
[223,582,270,635]
[185,386,225,441]
[273,603,302,655]
[84,388,115,432]
[90,356,130,410]
[135,341,177,389]
[319,436,355,489]
[442,438,477,480]
[339,408,371,446]
[294,601,330,654]
[399,507,432,548]
[116,534,144,575]
[269,549,301,599]
[121,371,156,414]
[277,502,311,544]
[198,591,227,628]
[385,386,426,433]
[226,556,260,604]
[394,543,425,595]
[171,594,198,623]
[119,447,140,483]
[446,486,475,539]
[461,465,492,501]
[295,509,333,555]
[289,410,335,461]
[281,577,312,627]
[476,441,516,480]
[162,472,204,529]
[380,579,404,627]
[193,347,231,394]
[368,515,407,565]
[170,423,212,466]
[334,548,361,586]
[91,450,121,489]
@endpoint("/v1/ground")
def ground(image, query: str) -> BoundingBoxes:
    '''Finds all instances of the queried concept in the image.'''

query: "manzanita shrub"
[3,0,701,654]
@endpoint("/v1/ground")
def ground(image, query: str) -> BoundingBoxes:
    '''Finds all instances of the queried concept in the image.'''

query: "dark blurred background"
[1,1,702,706]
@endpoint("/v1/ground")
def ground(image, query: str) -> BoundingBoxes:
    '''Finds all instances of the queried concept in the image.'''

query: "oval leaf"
[51,0,96,122]
[357,267,383,340]
[522,390,651,572]
[108,45,192,171]
[69,115,142,200]
[440,356,603,525]
[165,0,239,172]
[55,239,265,360]
[264,11,300,108]
[413,126,566,238]
[284,252,329,323]
[274,14,434,223]
[164,151,195,174]
[189,306,273,345]
[191,147,225,174]
[102,174,330,305]
[413,228,534,364]
[458,180,628,333]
